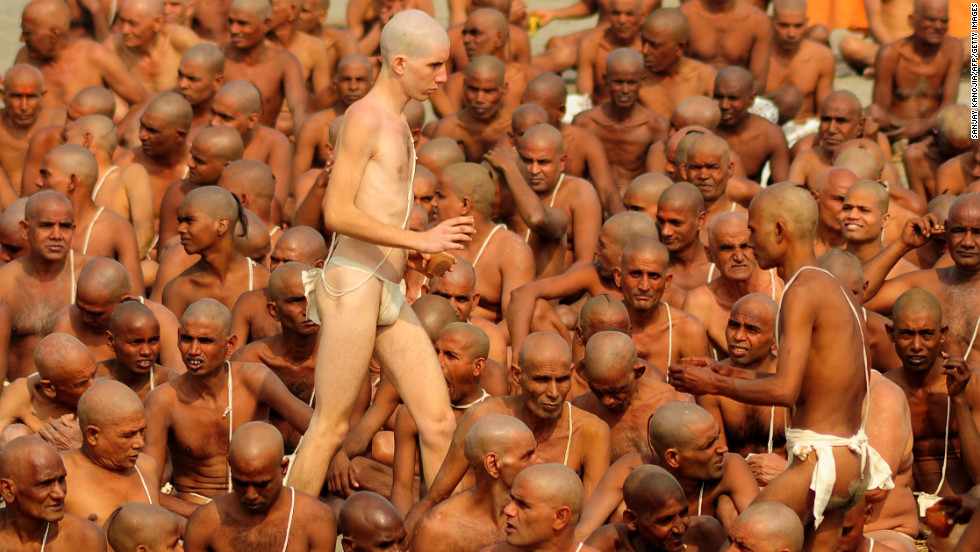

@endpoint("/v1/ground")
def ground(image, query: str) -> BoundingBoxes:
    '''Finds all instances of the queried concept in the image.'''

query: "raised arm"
[252,364,314,432]
[485,146,566,240]
[573,452,645,541]
[507,265,598,353]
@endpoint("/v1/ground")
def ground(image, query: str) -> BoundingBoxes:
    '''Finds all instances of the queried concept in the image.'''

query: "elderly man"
[0,191,91,380]
[99,301,175,399]
[0,333,96,436]
[0,65,66,192]
[584,466,726,552]
[183,422,337,551]
[574,331,691,460]
[52,257,181,368]
[106,0,201,94]
[143,299,313,517]
[788,91,866,191]
[682,214,781,356]
[573,48,669,192]
[105,503,182,552]
[0,437,106,551]
[61,381,158,525]
[15,0,149,114]
[410,414,537,552]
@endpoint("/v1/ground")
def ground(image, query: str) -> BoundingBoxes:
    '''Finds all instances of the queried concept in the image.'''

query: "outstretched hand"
[415,216,475,254]
[900,214,943,249]
[667,358,717,395]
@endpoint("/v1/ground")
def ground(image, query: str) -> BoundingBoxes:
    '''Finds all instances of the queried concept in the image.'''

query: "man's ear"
[105,330,116,352]
[281,457,290,478]
[483,452,501,479]
[613,267,623,288]
[225,334,239,355]
[622,508,638,531]
[267,302,281,322]
[85,424,101,446]
[662,447,682,469]
[341,536,355,552]
[39,379,58,400]
[247,112,260,129]
[552,505,572,531]
[0,478,15,505]
[940,325,949,343]
[472,357,486,377]
[472,292,481,309]
[19,220,28,241]
[633,361,646,379]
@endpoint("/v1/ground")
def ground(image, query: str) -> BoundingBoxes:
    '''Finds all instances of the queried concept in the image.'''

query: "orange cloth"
[948,0,970,39]
[808,0,868,32]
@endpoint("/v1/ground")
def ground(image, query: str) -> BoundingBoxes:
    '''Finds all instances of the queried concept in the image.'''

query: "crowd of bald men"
[0,0,975,550]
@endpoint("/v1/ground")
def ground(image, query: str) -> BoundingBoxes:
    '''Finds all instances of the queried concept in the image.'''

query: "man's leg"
[375,304,456,488]
[287,276,383,494]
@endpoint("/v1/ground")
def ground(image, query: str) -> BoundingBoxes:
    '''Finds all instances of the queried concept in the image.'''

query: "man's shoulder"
[570,401,610,429]
[256,125,291,146]
[59,513,107,545]
[800,39,834,61]
[571,107,603,127]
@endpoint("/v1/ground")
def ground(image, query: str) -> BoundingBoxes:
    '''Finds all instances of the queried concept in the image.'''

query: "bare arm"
[267,131,295,206]
[580,418,611,499]
[722,454,761,512]
[112,218,146,297]
[814,49,835,112]
[485,147,566,240]
[282,53,310,131]
[0,304,10,385]
[448,0,468,26]
[570,180,603,265]
[181,504,216,552]
[871,45,898,124]
[863,0,894,46]
[92,42,150,107]
[118,165,156,258]
[507,265,599,354]
[947,359,980,484]
[786,152,811,187]
[291,170,328,231]
[576,38,598,100]
[766,127,790,183]
[251,364,314,432]
[323,105,474,253]
[528,0,597,26]
[580,134,626,216]
[574,453,645,541]
[499,238,536,318]
[142,387,174,484]
[347,0,370,38]
[292,117,324,179]
[390,407,420,515]
[748,14,772,95]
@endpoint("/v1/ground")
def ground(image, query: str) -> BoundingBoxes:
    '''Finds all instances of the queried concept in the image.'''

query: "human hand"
[415,216,474,253]
[327,450,360,496]
[510,0,527,22]
[667,361,716,395]
[483,147,521,173]
[408,250,456,278]
[38,414,82,451]
[900,214,943,249]
[943,353,973,397]
[746,452,786,486]
[528,9,555,26]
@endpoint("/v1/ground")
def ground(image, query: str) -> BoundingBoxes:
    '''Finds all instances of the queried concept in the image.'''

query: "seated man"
[411,414,537,551]
[264,0,330,102]
[0,436,106,552]
[114,92,195,224]
[177,43,226,131]
[447,0,530,71]
[867,0,962,143]
[903,104,973,201]
[656,183,711,291]
[574,331,691,460]
[840,180,918,279]
[584,465,726,552]
[809,167,857,257]
[410,333,611,524]
[222,0,308,130]
[431,57,515,162]
[713,66,790,184]
[0,191,91,379]
[63,115,155,258]
[99,301,176,399]
[572,48,668,193]
[575,0,643,106]
[682,214,782,355]
[695,294,790,483]
[390,322,498,510]
[417,136,467,180]
[765,0,834,126]
[105,503,182,552]
[183,422,337,551]
[218,160,281,240]
[637,9,717,120]
[433,162,533,323]
[679,0,771,94]
[622,173,672,219]
[53,257,181,369]
[208,80,293,205]
[15,0,149,113]
[0,65,66,193]
[297,54,374,175]
[517,124,603,267]
[151,126,245,249]
[679,135,751,230]
[143,299,314,517]
[0,199,29,265]
[726,502,804,552]
[230,226,327,344]
[106,0,201,94]
[937,140,980,196]
[339,492,408,552]
[884,289,980,497]
[37,145,143,295]
[62,381,158,525]
[570,296,635,390]
[161,186,271,320]
[576,402,759,537]
[430,8,540,117]
[788,91,866,192]
[0,333,96,436]
[521,74,624,216]
[292,0,359,64]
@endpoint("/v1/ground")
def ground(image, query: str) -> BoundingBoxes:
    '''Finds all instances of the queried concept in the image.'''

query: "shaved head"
[66,114,119,155]
[412,294,458,342]
[688,134,731,167]
[272,226,328,266]
[77,257,131,304]
[69,87,118,120]
[749,182,818,242]
[25,189,72,223]
[77,380,144,432]
[643,8,689,44]
[182,298,232,340]
[23,0,72,33]
[269,261,312,303]
[228,421,285,469]
[5,64,43,89]
[418,137,466,176]
[648,402,716,451]
[936,104,972,146]
[891,288,943,326]
[430,256,476,289]
[671,96,721,130]
[512,103,550,134]
[463,413,534,469]
[230,0,272,18]
[818,249,863,295]
[105,504,181,552]
[522,123,564,154]
[219,159,276,212]
[35,333,94,382]
[380,9,450,67]
[466,55,506,86]
[583,331,637,381]
[814,167,857,195]
[521,72,566,124]
[216,80,263,117]
[107,300,159,335]
[607,48,644,72]
[623,465,685,513]
[624,173,672,217]
[192,125,246,162]
[513,463,585,517]
[659,181,706,214]
[144,91,194,131]
[440,321,490,361]
[846,179,889,214]
[442,162,496,215]
[715,66,754,97]
[339,492,405,545]
[621,236,669,269]
[182,185,245,234]
[405,99,426,129]
[181,42,226,75]
[579,295,631,338]
[773,0,808,15]
[518,332,571,371]
[833,146,882,181]
[732,502,805,552]
[707,211,749,248]
[45,144,99,191]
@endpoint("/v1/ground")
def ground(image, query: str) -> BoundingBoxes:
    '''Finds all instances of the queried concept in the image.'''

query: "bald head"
[749,182,818,242]
[707,211,749,248]
[23,0,71,33]
[936,104,972,147]
[442,162,496,216]
[181,42,225,75]
[440,321,490,360]
[216,80,263,117]
[230,0,272,18]
[621,236,669,270]
[182,298,232,340]
[733,503,805,552]
[405,100,426,130]
[380,10,449,67]
[518,332,572,371]
[0,436,62,488]
[514,463,585,518]
[521,123,564,155]
[463,413,534,469]
[66,114,119,155]
[144,91,194,131]
[671,96,721,130]
[77,257,131,304]
[412,294,458,342]
[820,90,862,119]
[643,8,689,44]
[466,55,506,87]
[623,465,685,513]
[814,167,857,196]
[35,333,94,382]
[687,134,731,167]
[105,504,180,552]
[418,137,465,176]
[107,300,159,336]
[192,125,246,162]
[69,87,118,120]
[927,193,957,223]
[269,261,312,303]
[428,256,476,294]
[182,185,245,234]
[272,226,328,266]
[77,380,144,432]
[583,331,637,381]
[579,295,630,337]
[818,249,863,295]
[469,7,509,37]
[606,48,644,73]
[891,288,943,326]
[45,144,99,191]
[833,146,882,181]
[339,492,404,543]
[25,189,72,223]
[659,181,706,214]
[846,179,889,214]
[648,402,716,451]
[715,66,754,97]
[233,209,269,261]
[219,159,276,213]
[773,0,808,16]
[623,173,672,217]
[5,64,43,90]
[512,103,550,135]
[521,73,566,123]
[228,421,285,470]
